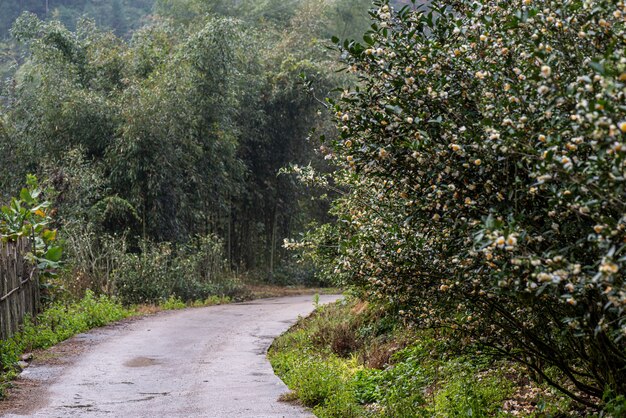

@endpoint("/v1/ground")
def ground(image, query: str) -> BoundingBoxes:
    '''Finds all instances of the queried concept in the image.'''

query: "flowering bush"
[321,0,626,408]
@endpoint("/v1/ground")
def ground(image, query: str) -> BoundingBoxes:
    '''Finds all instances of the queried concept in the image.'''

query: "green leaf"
[42,229,57,241]
[44,246,63,262]
[20,188,33,204]
[589,61,605,75]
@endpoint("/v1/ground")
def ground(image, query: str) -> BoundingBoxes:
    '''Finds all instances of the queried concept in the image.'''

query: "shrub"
[59,225,128,297]
[271,299,519,416]
[113,235,244,305]
[313,319,361,357]
[307,0,626,409]
[268,260,324,287]
[290,357,347,407]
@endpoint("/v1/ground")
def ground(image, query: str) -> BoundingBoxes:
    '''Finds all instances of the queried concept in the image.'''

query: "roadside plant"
[0,175,62,274]
[113,235,242,305]
[309,0,626,409]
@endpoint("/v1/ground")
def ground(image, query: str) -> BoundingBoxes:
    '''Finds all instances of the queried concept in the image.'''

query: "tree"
[309,0,626,409]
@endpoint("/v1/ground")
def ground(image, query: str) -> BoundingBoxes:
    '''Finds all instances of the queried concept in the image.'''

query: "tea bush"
[308,0,626,409]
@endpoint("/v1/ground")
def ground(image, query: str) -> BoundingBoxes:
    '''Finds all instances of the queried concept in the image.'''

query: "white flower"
[537,273,551,283]
[475,70,488,79]
[506,235,517,246]
[600,261,619,274]
[540,65,552,78]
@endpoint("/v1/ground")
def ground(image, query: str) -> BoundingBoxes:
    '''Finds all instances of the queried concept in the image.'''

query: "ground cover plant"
[270,298,585,417]
[292,0,626,412]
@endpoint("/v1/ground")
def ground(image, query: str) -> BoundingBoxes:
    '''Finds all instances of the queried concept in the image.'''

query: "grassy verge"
[269,298,592,417]
[0,290,132,397]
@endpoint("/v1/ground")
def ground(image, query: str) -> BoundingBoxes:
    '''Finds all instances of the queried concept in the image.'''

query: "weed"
[314,389,365,418]
[602,394,626,417]
[204,295,231,306]
[161,295,187,310]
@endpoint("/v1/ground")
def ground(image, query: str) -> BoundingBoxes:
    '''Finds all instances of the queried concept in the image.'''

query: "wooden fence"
[0,239,39,340]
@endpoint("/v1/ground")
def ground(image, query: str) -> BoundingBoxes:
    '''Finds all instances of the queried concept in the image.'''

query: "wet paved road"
[3,294,340,417]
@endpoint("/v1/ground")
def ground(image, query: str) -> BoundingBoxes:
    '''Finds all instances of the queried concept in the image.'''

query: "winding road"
[2,294,340,417]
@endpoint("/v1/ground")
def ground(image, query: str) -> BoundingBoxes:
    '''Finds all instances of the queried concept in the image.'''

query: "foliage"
[266,260,325,286]
[270,299,530,417]
[113,236,243,305]
[0,1,353,279]
[0,176,63,275]
[603,394,626,418]
[433,368,513,418]
[298,0,626,409]
[58,226,128,297]
[0,0,153,39]
[160,295,187,310]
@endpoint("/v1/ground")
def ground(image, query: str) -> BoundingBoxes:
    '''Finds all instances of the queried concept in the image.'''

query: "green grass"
[268,298,581,417]
[0,290,133,397]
